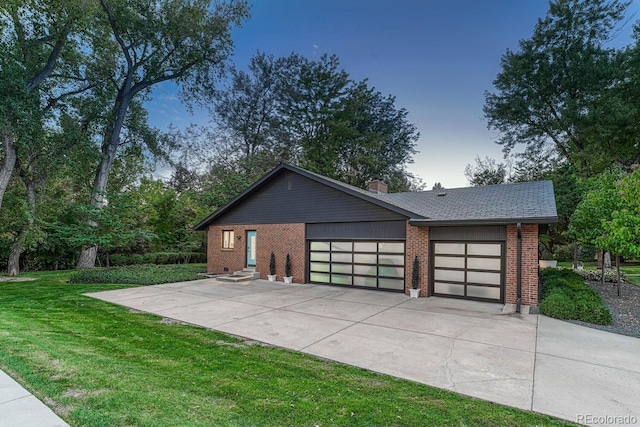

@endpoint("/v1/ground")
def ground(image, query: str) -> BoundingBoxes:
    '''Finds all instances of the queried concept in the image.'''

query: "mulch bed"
[567,280,640,339]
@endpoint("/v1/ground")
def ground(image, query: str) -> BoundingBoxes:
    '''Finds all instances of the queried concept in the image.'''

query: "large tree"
[75,0,249,268]
[0,0,89,212]
[484,0,631,175]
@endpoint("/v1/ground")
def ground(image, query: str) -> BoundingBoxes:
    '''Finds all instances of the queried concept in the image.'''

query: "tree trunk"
[76,101,126,269]
[77,245,98,269]
[0,128,18,212]
[572,241,578,269]
[7,241,22,276]
[616,255,621,297]
[601,249,606,286]
[7,174,36,276]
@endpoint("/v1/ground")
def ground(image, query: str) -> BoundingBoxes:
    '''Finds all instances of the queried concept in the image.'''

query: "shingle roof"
[297,165,557,224]
[378,181,558,225]
[194,163,558,230]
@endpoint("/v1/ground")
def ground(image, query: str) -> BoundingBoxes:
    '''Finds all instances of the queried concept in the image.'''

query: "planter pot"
[539,260,557,269]
[409,288,420,299]
[283,276,293,284]
[267,274,277,282]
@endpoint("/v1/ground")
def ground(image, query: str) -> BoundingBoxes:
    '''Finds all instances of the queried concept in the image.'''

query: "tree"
[0,0,89,211]
[464,156,508,186]
[76,0,250,268]
[484,0,631,175]
[207,51,420,194]
[598,169,640,294]
[432,182,443,190]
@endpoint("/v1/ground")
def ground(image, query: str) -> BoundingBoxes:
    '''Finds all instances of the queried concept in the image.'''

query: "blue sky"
[147,0,639,188]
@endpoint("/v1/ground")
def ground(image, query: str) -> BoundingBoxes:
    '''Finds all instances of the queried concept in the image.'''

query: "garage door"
[432,242,503,302]
[309,241,405,291]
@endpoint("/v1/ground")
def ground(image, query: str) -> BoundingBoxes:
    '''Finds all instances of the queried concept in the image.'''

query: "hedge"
[539,268,612,325]
[109,252,206,266]
[69,264,207,286]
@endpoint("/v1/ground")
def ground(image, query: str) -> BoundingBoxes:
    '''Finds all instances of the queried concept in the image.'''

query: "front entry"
[246,231,257,267]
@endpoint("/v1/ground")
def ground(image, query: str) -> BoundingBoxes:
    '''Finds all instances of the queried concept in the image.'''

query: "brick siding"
[505,224,539,306]
[405,222,429,297]
[207,224,306,283]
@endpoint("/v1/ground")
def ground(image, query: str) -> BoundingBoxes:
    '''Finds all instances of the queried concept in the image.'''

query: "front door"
[246,231,257,267]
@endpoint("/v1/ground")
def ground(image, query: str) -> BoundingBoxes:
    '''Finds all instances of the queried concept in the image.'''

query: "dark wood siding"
[430,225,506,241]
[306,221,406,240]
[214,171,408,225]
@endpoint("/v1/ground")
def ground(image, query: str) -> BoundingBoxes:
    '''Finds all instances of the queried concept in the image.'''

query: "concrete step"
[217,270,260,282]
[242,267,256,272]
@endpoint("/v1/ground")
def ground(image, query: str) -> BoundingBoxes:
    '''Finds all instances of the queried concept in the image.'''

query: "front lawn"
[0,271,569,426]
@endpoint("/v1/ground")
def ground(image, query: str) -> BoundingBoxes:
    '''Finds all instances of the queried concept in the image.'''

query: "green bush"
[107,252,207,266]
[539,290,577,320]
[575,300,613,325]
[69,264,207,286]
[142,253,157,264]
[538,268,612,325]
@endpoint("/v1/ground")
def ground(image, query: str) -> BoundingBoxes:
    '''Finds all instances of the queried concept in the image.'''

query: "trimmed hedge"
[69,264,207,286]
[109,252,206,266]
[539,268,612,325]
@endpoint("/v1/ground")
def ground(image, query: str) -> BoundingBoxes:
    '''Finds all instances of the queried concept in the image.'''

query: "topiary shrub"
[269,252,276,275]
[285,254,292,277]
[539,290,577,320]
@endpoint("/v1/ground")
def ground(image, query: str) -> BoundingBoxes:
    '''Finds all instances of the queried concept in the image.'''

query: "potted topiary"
[268,251,277,282]
[409,255,421,298]
[539,251,557,269]
[283,253,293,284]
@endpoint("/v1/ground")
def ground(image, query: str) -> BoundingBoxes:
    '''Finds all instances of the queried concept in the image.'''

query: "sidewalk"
[0,369,69,427]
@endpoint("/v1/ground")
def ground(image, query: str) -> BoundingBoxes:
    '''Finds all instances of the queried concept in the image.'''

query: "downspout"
[516,222,522,314]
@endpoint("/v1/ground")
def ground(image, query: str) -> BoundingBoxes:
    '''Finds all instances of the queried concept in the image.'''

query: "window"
[222,230,234,249]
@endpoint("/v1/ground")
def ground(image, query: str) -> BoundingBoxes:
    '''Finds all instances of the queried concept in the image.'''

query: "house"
[194,163,558,308]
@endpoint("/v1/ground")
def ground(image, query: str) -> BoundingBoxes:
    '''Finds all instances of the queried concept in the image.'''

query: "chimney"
[367,179,388,194]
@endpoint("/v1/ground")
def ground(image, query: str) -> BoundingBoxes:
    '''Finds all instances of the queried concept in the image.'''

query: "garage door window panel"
[309,240,405,291]
[432,241,503,302]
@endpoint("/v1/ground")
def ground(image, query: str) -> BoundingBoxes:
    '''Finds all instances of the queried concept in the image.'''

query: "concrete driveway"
[86,279,640,425]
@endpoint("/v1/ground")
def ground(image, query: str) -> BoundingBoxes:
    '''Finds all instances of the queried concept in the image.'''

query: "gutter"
[408,217,558,227]
[516,222,522,314]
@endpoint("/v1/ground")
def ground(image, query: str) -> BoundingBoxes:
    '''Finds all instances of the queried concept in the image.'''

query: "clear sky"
[147,0,639,189]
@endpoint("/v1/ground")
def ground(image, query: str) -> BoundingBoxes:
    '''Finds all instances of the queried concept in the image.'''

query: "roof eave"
[408,216,559,227]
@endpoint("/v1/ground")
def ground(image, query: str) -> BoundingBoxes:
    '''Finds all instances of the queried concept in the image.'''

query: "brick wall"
[207,223,306,283]
[505,224,539,306]
[405,222,429,297]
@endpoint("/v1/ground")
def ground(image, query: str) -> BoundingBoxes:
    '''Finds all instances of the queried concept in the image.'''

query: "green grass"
[0,271,571,426]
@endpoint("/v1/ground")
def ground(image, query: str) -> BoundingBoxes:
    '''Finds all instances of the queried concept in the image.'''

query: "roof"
[381,181,558,226]
[194,163,558,230]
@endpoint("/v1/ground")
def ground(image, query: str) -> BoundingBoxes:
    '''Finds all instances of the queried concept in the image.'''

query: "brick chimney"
[367,179,388,194]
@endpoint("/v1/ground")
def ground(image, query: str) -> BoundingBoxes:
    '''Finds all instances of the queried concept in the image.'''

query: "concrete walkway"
[0,369,69,427]
[83,279,640,425]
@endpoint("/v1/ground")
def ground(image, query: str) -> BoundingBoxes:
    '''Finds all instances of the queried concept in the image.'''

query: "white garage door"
[432,242,503,302]
[309,241,405,291]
